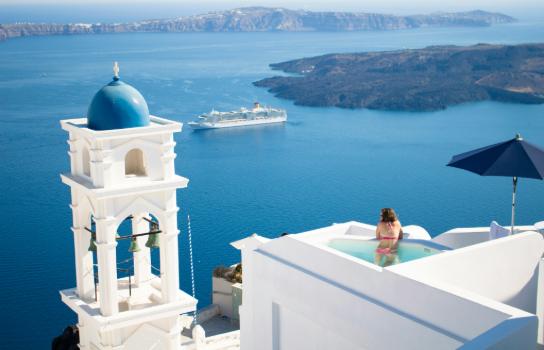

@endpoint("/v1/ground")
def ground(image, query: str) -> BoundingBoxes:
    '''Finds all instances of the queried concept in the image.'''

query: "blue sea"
[1,22,544,348]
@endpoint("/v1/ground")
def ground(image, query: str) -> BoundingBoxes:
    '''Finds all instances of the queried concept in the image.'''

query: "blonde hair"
[380,208,398,223]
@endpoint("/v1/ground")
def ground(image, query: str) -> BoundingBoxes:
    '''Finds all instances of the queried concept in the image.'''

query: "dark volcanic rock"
[253,43,544,111]
[52,325,79,350]
[0,7,515,42]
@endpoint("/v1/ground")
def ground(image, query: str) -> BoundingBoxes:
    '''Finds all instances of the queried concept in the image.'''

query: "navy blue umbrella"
[447,134,544,233]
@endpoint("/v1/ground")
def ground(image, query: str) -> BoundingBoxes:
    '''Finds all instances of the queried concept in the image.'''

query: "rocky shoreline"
[253,43,544,112]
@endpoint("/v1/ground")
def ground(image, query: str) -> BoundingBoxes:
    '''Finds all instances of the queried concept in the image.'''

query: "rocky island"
[0,7,515,42]
[254,43,544,111]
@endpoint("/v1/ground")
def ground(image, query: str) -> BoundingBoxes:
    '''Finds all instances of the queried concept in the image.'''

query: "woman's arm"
[376,223,381,240]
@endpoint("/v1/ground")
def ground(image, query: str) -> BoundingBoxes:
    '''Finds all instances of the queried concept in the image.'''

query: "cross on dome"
[113,61,120,80]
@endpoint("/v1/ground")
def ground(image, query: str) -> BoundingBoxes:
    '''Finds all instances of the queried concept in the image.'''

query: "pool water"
[328,239,441,266]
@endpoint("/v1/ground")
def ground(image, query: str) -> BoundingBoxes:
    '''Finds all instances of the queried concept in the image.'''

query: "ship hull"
[188,116,286,130]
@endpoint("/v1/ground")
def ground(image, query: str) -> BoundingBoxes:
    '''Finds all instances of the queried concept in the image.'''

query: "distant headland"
[253,43,544,112]
[0,7,515,42]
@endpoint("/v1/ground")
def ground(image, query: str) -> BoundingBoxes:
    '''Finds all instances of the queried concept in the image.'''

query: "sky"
[0,0,542,23]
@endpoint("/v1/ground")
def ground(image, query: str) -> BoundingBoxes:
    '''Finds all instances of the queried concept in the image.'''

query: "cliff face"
[0,7,515,42]
[0,28,6,41]
[253,44,544,112]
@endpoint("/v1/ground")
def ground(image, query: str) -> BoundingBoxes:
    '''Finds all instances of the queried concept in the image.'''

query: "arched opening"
[82,147,91,177]
[114,213,162,312]
[87,212,163,311]
[125,149,147,177]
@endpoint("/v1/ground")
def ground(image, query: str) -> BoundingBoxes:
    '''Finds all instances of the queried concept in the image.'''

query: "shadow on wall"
[505,265,540,313]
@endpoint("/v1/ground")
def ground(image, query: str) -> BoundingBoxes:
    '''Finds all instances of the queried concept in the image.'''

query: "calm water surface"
[1,23,544,348]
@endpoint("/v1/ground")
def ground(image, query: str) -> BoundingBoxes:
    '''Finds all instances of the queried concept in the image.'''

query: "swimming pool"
[327,238,443,266]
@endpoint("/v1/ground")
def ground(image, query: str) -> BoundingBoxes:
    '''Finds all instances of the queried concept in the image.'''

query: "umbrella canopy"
[448,134,544,179]
[447,134,544,233]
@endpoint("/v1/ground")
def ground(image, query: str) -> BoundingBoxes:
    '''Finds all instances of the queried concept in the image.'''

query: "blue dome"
[87,78,150,131]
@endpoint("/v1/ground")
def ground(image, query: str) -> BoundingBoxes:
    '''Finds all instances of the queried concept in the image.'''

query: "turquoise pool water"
[328,239,442,266]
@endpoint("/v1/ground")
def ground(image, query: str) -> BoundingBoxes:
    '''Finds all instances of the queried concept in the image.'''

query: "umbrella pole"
[511,176,518,234]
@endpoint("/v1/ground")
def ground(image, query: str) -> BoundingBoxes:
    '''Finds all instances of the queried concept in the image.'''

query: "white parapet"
[235,221,544,350]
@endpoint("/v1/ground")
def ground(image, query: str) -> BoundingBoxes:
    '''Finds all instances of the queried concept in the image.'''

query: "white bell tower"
[59,64,196,349]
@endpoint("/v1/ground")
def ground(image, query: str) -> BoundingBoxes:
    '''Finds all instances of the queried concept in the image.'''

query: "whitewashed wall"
[393,232,544,313]
[432,225,538,249]
[241,235,539,350]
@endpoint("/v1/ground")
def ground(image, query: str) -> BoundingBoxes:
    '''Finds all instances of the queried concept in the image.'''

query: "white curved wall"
[242,235,537,350]
[392,232,544,313]
[431,227,490,249]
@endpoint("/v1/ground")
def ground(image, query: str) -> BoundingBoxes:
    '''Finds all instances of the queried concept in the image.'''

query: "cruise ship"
[188,102,287,130]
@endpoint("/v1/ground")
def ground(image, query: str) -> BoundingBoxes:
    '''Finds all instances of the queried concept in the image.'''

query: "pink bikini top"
[380,222,399,240]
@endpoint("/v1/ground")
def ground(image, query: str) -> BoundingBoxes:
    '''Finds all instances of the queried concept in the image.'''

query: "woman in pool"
[374,208,403,266]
